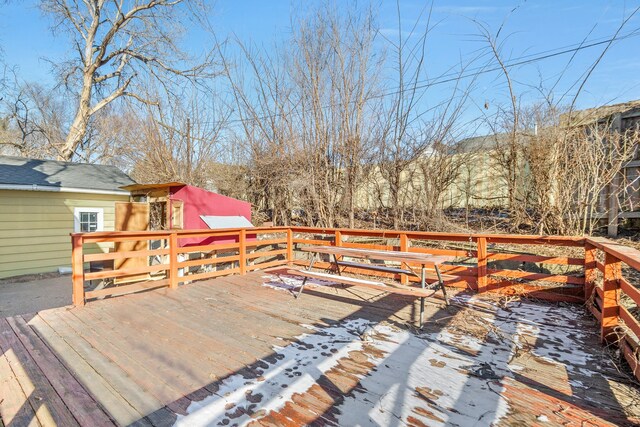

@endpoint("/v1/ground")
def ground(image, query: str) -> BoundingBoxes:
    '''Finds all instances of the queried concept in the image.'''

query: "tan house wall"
[355,151,508,211]
[0,190,128,279]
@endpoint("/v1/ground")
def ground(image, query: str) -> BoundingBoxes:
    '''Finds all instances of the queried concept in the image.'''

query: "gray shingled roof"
[0,156,135,193]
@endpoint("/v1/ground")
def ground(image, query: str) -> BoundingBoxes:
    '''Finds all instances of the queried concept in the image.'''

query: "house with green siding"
[0,156,135,279]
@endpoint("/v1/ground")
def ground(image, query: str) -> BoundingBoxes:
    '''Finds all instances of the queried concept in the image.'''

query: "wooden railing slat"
[620,306,640,341]
[246,249,288,260]
[620,277,640,305]
[84,263,169,281]
[177,255,240,269]
[84,248,169,262]
[486,269,584,285]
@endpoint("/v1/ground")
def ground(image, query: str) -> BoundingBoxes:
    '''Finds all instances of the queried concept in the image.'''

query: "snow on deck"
[175,275,636,426]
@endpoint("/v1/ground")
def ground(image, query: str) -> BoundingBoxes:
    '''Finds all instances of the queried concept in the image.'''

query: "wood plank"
[487,253,583,266]
[247,259,288,271]
[486,269,585,285]
[622,340,640,383]
[112,290,296,372]
[292,238,331,246]
[177,242,239,254]
[246,238,287,247]
[26,313,149,426]
[0,318,80,426]
[111,294,267,371]
[60,308,194,412]
[290,226,585,245]
[621,277,640,305]
[621,306,640,340]
[602,253,622,342]
[72,235,85,307]
[84,248,169,262]
[6,316,115,427]
[36,310,170,426]
[587,237,640,271]
[90,287,270,368]
[84,263,169,281]
[0,326,41,427]
[247,248,288,260]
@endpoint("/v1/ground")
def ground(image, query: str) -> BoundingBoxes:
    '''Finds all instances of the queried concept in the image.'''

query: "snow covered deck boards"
[1,269,640,427]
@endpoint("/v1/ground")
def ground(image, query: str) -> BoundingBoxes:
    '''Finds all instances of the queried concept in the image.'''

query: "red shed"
[119,182,253,246]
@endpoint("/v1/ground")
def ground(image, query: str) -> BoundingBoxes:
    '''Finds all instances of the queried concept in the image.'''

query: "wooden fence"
[70,226,640,380]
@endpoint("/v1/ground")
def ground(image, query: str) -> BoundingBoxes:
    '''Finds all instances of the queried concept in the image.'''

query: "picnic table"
[288,245,453,326]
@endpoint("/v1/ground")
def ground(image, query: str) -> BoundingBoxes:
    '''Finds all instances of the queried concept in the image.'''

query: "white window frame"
[74,207,104,233]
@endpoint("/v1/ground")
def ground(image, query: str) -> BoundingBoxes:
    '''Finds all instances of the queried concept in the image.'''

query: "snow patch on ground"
[174,319,373,426]
[175,292,602,427]
[260,272,337,292]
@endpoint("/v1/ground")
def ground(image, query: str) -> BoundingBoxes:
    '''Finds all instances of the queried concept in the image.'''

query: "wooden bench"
[288,269,439,298]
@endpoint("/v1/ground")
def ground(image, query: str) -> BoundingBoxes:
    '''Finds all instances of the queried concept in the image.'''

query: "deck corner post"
[286,228,294,264]
[477,237,488,293]
[602,251,622,343]
[169,232,179,289]
[71,234,85,307]
[239,228,247,275]
[584,242,597,302]
[399,233,409,285]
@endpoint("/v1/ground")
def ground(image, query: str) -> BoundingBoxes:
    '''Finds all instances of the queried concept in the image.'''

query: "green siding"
[0,190,128,279]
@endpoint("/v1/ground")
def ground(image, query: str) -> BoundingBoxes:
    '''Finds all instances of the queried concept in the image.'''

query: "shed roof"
[121,182,186,192]
[200,215,254,229]
[0,155,135,195]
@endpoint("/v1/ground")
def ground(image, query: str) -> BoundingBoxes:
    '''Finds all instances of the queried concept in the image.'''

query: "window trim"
[74,207,104,233]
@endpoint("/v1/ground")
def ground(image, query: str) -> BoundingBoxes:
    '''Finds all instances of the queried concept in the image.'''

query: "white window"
[74,208,104,233]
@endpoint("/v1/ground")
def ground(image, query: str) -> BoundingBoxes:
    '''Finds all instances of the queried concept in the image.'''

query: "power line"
[216,28,640,127]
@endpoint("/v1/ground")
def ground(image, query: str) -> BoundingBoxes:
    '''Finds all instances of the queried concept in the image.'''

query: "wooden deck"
[1,269,640,427]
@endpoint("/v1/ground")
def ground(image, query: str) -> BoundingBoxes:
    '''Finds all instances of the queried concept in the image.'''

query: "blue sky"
[1,0,639,128]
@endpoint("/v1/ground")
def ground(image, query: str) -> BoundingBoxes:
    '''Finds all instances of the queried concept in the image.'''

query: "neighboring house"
[0,155,135,279]
[354,135,508,212]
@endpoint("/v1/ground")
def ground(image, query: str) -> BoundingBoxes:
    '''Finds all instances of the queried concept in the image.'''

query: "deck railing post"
[286,228,294,264]
[602,251,621,342]
[169,232,178,289]
[399,233,409,285]
[584,242,597,302]
[71,234,85,307]
[239,229,247,275]
[334,230,342,247]
[477,237,488,293]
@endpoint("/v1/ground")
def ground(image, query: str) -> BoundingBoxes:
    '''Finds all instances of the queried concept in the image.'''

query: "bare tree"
[375,2,432,229]
[126,88,229,187]
[222,4,383,227]
[0,76,67,158]
[41,0,217,161]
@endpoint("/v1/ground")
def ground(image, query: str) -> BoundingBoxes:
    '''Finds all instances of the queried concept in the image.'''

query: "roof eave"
[0,183,131,196]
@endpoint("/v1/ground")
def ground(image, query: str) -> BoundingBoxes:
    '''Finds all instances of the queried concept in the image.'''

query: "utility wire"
[214,28,640,127]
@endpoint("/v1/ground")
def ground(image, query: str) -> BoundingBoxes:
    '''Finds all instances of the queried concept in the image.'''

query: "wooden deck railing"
[70,226,640,380]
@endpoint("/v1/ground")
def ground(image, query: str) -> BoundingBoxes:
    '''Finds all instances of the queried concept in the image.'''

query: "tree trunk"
[58,72,94,161]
